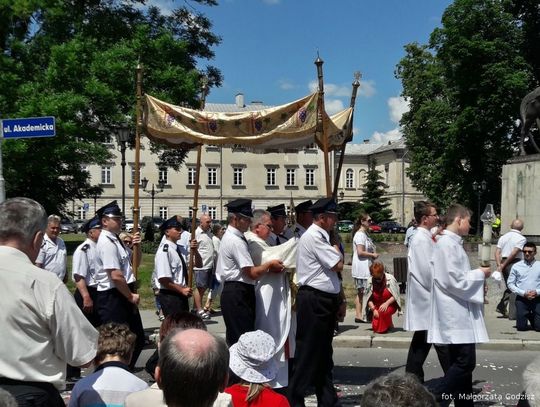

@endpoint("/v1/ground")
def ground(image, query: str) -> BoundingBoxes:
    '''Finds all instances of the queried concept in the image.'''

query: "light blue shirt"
[508,259,540,297]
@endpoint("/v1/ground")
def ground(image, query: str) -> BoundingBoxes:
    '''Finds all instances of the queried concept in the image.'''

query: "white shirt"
[404,227,434,331]
[36,234,67,280]
[0,246,98,389]
[296,223,342,294]
[95,229,134,291]
[215,225,254,284]
[428,230,488,344]
[154,239,186,289]
[194,226,214,271]
[72,238,99,287]
[497,229,526,259]
[351,229,374,279]
[177,231,191,263]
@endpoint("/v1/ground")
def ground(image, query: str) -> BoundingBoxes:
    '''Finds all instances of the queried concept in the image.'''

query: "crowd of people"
[1,195,538,407]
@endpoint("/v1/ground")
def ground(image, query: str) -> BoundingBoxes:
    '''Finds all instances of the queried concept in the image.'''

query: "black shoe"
[496,306,508,317]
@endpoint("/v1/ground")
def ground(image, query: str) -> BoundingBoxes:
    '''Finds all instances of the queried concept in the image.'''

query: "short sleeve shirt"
[36,234,67,280]
[215,226,255,284]
[351,230,374,279]
[154,239,186,288]
[72,238,99,287]
[497,229,526,260]
[296,223,342,294]
[95,229,134,291]
[194,226,215,271]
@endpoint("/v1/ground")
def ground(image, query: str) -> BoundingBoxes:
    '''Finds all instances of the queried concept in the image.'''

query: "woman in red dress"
[365,261,401,333]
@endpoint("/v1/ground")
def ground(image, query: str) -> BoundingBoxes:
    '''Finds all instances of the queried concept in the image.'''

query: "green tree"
[396,0,533,209]
[0,0,222,214]
[357,159,393,223]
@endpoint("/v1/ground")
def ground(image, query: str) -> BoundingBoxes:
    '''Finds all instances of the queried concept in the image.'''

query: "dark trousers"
[288,286,341,407]
[0,378,64,407]
[158,289,189,317]
[220,281,255,346]
[97,285,145,369]
[515,296,540,331]
[405,330,451,383]
[430,343,476,407]
[497,259,519,313]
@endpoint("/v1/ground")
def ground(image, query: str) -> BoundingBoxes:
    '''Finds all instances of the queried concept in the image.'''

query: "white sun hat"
[229,330,278,384]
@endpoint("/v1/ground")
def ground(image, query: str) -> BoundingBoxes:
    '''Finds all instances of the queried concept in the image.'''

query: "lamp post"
[339,190,345,202]
[88,186,102,213]
[115,126,131,216]
[141,177,166,219]
[472,180,487,235]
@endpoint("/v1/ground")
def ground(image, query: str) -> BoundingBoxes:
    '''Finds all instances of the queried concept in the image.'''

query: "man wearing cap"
[155,216,202,316]
[289,197,345,407]
[95,201,145,369]
[284,200,313,239]
[216,198,284,346]
[35,214,68,283]
[266,204,289,246]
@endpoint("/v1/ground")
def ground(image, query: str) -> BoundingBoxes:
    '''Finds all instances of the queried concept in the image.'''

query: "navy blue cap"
[96,201,122,218]
[160,216,183,232]
[267,204,287,218]
[225,198,253,218]
[310,197,338,215]
[295,200,313,213]
[81,216,101,234]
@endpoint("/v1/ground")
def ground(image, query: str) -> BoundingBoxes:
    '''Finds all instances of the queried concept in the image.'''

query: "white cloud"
[371,127,403,144]
[388,96,410,124]
[358,80,376,98]
[278,79,295,90]
[325,99,345,115]
[308,80,366,98]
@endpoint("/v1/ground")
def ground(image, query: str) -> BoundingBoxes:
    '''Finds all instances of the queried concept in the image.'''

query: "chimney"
[235,93,245,108]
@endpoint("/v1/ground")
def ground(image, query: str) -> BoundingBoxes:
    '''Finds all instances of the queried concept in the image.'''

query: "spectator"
[404,219,417,248]
[157,329,230,407]
[0,197,97,406]
[365,261,401,333]
[507,242,540,331]
[362,371,436,407]
[193,214,215,319]
[68,323,147,407]
[35,214,67,282]
[517,355,540,407]
[225,330,290,407]
[204,223,226,314]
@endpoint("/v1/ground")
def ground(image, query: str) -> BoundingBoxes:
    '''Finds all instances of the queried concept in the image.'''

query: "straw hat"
[229,330,277,384]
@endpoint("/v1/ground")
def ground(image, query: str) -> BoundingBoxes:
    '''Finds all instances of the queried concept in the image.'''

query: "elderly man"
[508,242,540,331]
[216,198,283,346]
[0,198,97,405]
[35,214,67,283]
[266,204,289,246]
[495,219,526,317]
[289,197,345,407]
[284,200,313,239]
[157,329,230,407]
[193,214,215,319]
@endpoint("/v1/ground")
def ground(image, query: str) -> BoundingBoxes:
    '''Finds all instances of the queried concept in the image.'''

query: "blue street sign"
[1,116,56,139]
[83,203,90,211]
[202,204,207,213]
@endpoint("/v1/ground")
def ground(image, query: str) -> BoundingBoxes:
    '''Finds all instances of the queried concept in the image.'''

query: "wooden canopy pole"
[187,77,209,288]
[315,55,332,198]
[132,63,143,279]
[333,72,361,200]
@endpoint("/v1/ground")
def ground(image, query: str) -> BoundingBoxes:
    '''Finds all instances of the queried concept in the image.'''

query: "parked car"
[141,216,164,230]
[74,219,86,232]
[60,219,78,234]
[369,223,382,233]
[379,220,407,234]
[337,220,354,233]
[124,219,141,232]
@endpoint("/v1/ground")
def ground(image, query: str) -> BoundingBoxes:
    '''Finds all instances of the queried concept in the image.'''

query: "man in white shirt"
[428,204,491,406]
[266,204,289,246]
[35,214,67,282]
[404,201,450,383]
[495,219,526,317]
[193,214,215,319]
[0,198,97,405]
[289,197,345,407]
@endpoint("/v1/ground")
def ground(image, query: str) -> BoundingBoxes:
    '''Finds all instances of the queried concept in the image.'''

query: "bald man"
[193,214,215,319]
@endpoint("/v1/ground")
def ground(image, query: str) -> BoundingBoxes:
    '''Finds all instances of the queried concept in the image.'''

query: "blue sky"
[150,0,453,144]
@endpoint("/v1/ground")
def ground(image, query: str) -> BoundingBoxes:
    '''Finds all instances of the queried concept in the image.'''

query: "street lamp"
[88,186,102,213]
[339,190,345,202]
[141,177,166,219]
[472,180,487,235]
[115,126,131,216]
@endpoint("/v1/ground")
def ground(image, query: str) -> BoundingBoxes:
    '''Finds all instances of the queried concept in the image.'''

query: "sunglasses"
[123,240,133,244]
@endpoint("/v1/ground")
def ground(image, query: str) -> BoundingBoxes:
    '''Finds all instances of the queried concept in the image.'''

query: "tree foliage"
[357,159,393,223]
[0,0,222,214]
[396,0,537,210]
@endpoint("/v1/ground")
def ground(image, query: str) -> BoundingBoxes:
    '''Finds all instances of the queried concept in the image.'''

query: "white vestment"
[428,230,489,344]
[245,231,297,388]
[404,227,435,331]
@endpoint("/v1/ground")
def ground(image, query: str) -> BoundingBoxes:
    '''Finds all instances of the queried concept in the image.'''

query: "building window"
[286,168,296,186]
[159,168,168,185]
[266,168,276,186]
[77,206,86,220]
[188,208,194,219]
[130,166,141,185]
[305,168,315,186]
[208,206,217,219]
[188,167,196,185]
[159,206,168,220]
[233,167,244,186]
[346,169,354,188]
[101,166,112,184]
[208,167,217,185]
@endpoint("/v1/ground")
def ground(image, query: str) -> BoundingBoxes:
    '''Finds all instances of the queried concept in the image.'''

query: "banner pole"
[132,63,143,279]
